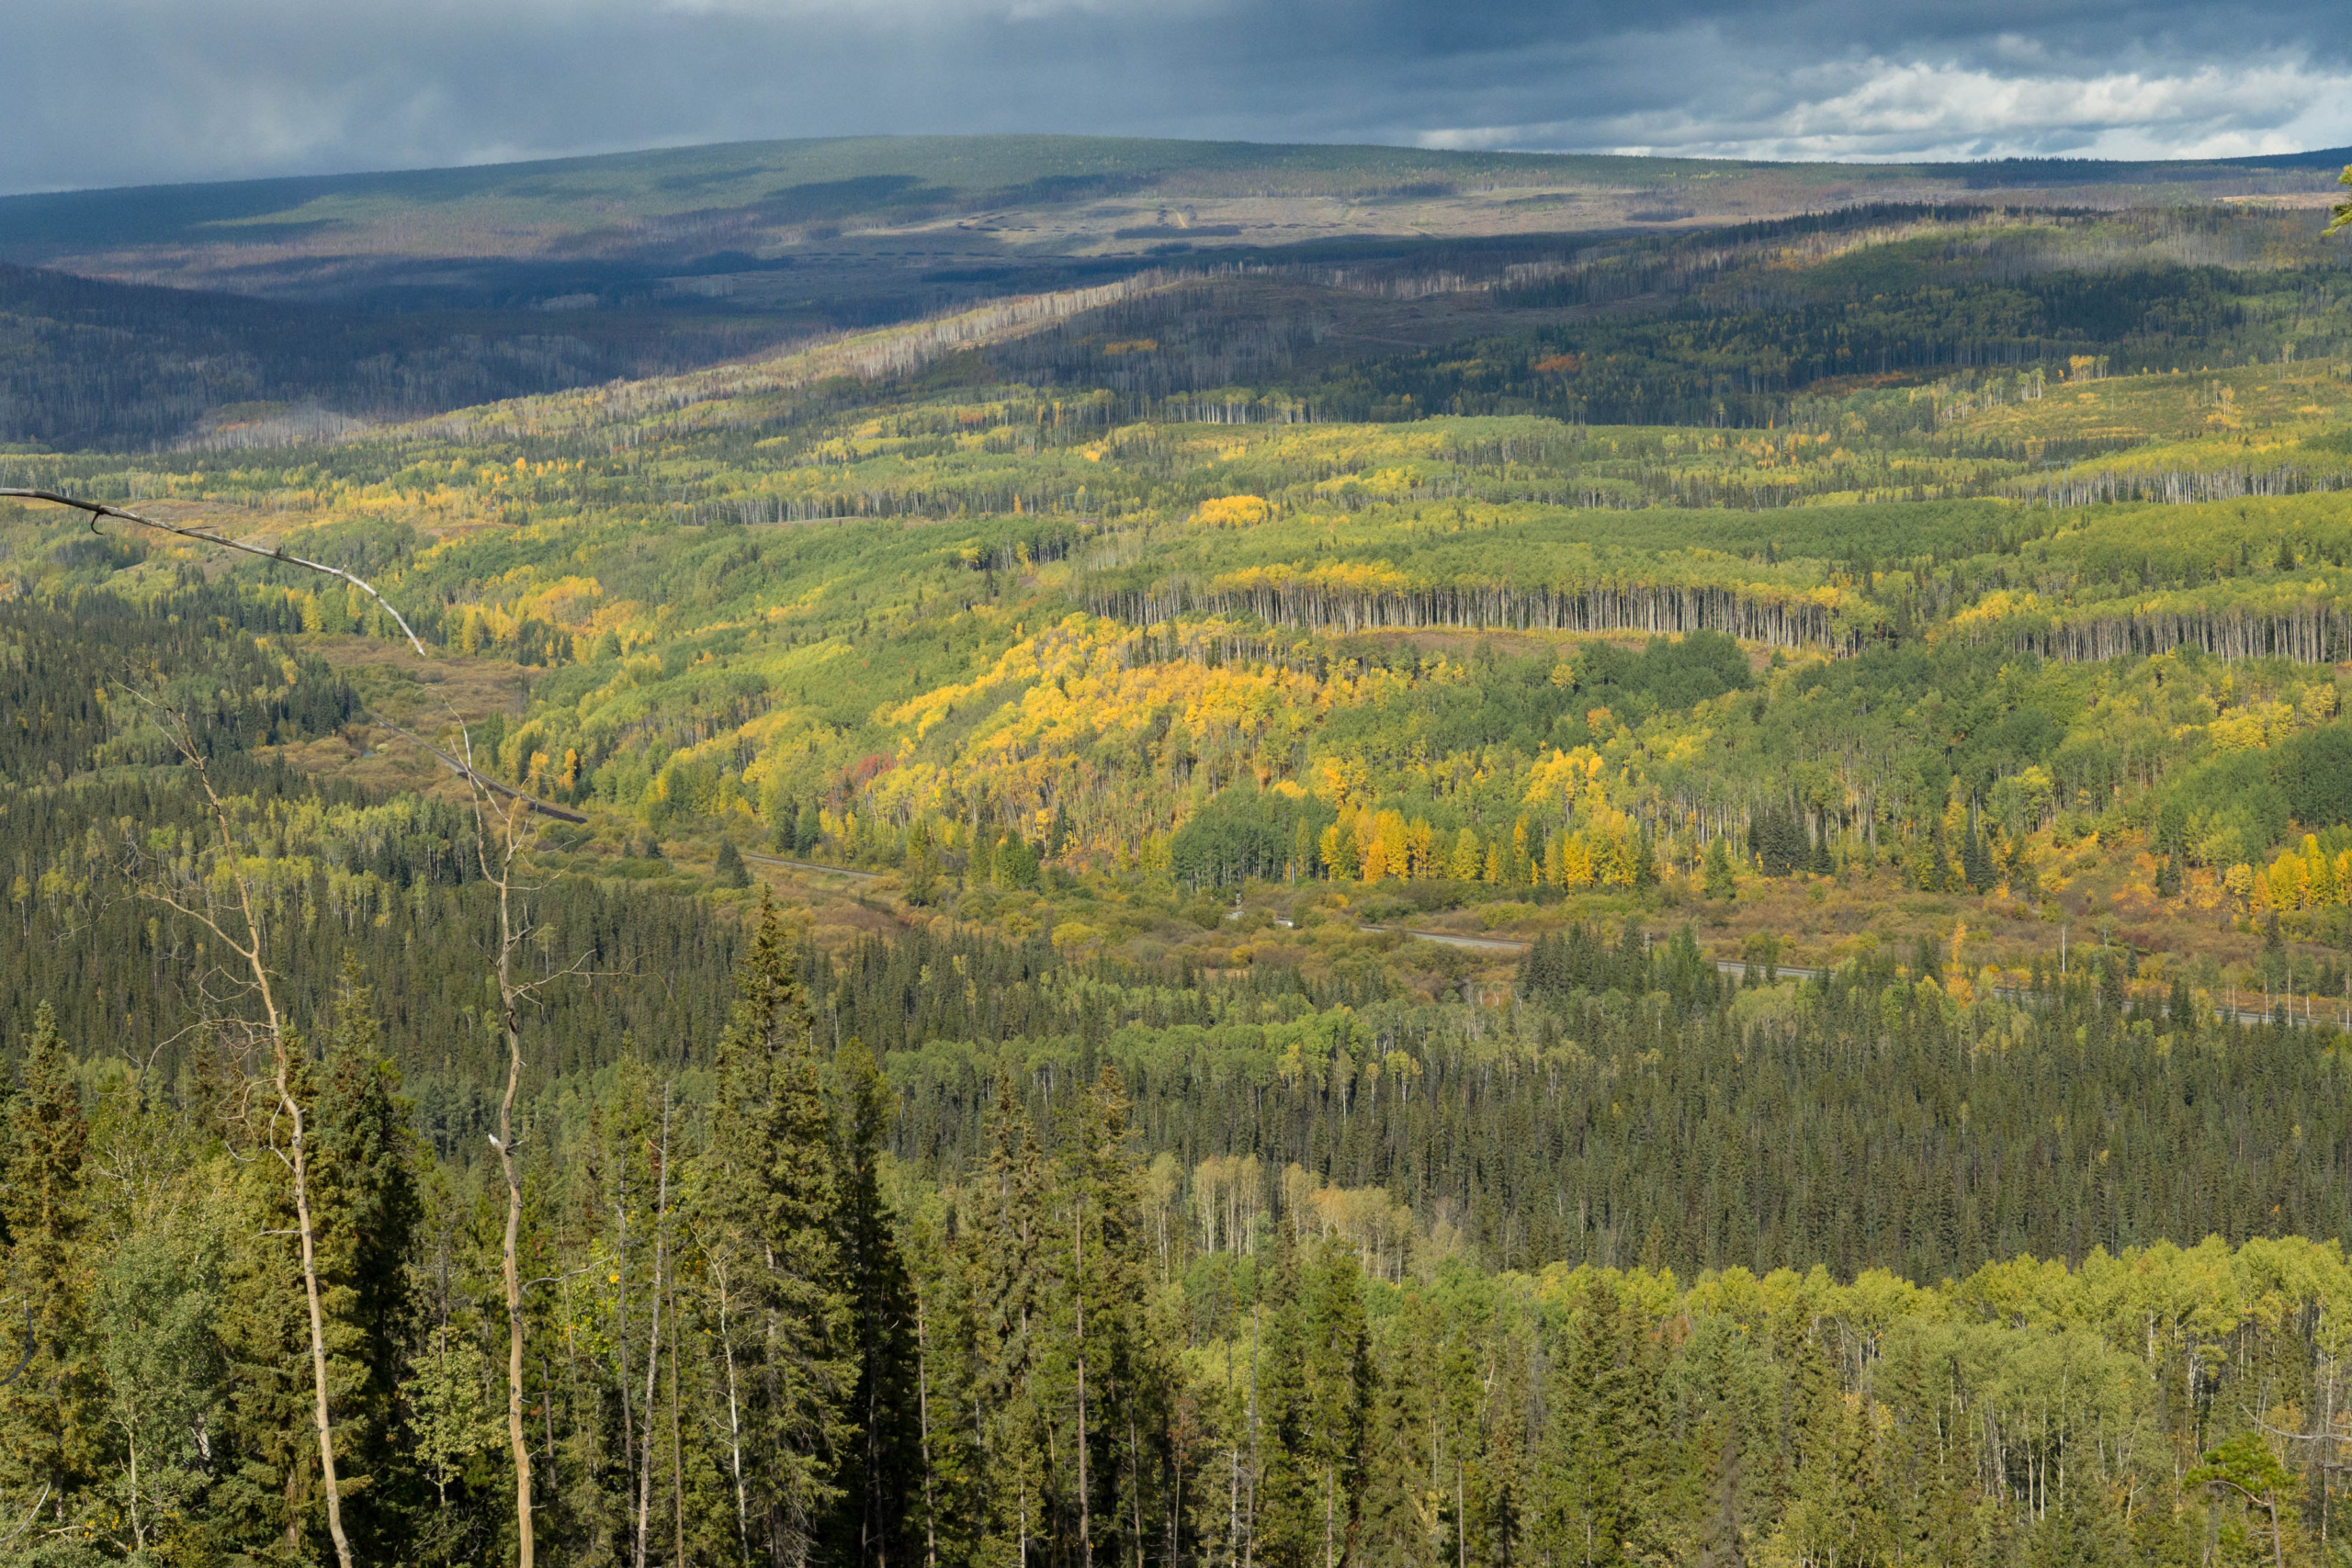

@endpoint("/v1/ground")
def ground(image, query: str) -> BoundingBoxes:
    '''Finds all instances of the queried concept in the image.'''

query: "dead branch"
[150,704,356,1568]
[21,490,560,1567]
[2,489,428,658]
[369,714,587,824]
[463,730,542,1568]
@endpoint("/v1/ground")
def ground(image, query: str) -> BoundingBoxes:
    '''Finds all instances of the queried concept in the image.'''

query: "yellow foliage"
[1193,495,1272,528]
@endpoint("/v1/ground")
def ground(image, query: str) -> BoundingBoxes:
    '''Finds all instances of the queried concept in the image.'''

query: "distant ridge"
[4,133,2346,254]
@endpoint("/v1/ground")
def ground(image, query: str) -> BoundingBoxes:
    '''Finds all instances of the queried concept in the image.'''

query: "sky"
[4,0,2349,193]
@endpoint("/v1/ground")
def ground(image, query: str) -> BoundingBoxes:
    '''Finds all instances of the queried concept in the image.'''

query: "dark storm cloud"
[2,0,2346,193]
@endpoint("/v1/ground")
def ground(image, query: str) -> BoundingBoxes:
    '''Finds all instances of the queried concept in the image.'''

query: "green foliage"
[1169,784,1319,889]
[2272,719,2352,829]
[703,897,856,1563]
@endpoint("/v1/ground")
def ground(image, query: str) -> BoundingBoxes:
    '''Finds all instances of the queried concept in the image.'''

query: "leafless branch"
[2,489,429,658]
[0,1484,51,1551]
[138,698,356,1568]
[371,713,586,824]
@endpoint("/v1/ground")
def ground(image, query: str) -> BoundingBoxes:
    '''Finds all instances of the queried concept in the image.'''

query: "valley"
[6,136,2352,1566]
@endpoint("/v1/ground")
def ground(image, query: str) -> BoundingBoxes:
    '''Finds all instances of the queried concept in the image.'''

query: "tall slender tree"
[0,1002,96,1538]
[702,894,854,1568]
[832,1038,924,1568]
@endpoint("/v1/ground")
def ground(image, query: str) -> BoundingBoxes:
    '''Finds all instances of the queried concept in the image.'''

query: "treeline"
[0,263,833,452]
[879,929,2352,1282]
[1301,257,2352,427]
[14,904,2352,1564]
[0,590,744,1141]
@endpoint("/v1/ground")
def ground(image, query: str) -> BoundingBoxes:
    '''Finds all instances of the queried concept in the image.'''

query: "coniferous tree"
[1535,1272,1642,1568]
[832,1038,924,1568]
[0,1002,96,1539]
[1254,1225,1317,1568]
[702,895,854,1568]
[970,1077,1051,1568]
[1060,1066,1172,1568]
[311,959,424,1557]
[1702,840,1736,902]
[1257,1234,1373,1568]
[217,1035,340,1562]
[1690,1409,1744,1568]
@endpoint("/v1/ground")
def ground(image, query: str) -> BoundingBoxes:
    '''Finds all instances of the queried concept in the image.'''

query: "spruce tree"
[1253,1224,1317,1568]
[702,894,854,1568]
[0,1001,96,1537]
[1691,1409,1744,1568]
[1254,1235,1372,1568]
[1535,1272,1634,1568]
[831,1039,923,1568]
[970,1076,1051,1568]
[213,985,422,1564]
[311,960,424,1557]
[1060,1066,1171,1568]
[1702,840,1736,902]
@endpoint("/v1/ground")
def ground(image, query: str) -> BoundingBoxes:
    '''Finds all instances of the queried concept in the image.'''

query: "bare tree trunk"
[636,1087,674,1568]
[615,1180,636,1545]
[169,732,355,1568]
[486,809,537,1568]
[670,1258,687,1568]
[717,1264,751,1559]
[466,747,589,1568]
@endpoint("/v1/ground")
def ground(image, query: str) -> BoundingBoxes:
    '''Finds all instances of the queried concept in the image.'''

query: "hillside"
[9,141,2352,1566]
[10,196,2352,989]
[5,134,2348,450]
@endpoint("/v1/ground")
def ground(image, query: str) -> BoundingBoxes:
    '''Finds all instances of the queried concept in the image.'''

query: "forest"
[8,142,2352,1565]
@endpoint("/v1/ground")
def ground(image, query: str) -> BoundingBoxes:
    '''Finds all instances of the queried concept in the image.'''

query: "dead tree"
[145,709,355,1568]
[459,728,592,1568]
[14,488,561,1565]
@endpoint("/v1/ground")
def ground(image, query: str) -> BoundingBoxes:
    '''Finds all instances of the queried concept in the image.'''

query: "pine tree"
[0,1001,96,1535]
[702,894,854,1568]
[716,839,752,889]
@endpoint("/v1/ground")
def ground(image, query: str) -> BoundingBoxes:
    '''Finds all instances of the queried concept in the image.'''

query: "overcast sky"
[6,0,2349,193]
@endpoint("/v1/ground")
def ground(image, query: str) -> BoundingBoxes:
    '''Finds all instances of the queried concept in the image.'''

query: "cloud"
[1419,51,2352,163]
[0,0,2346,194]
